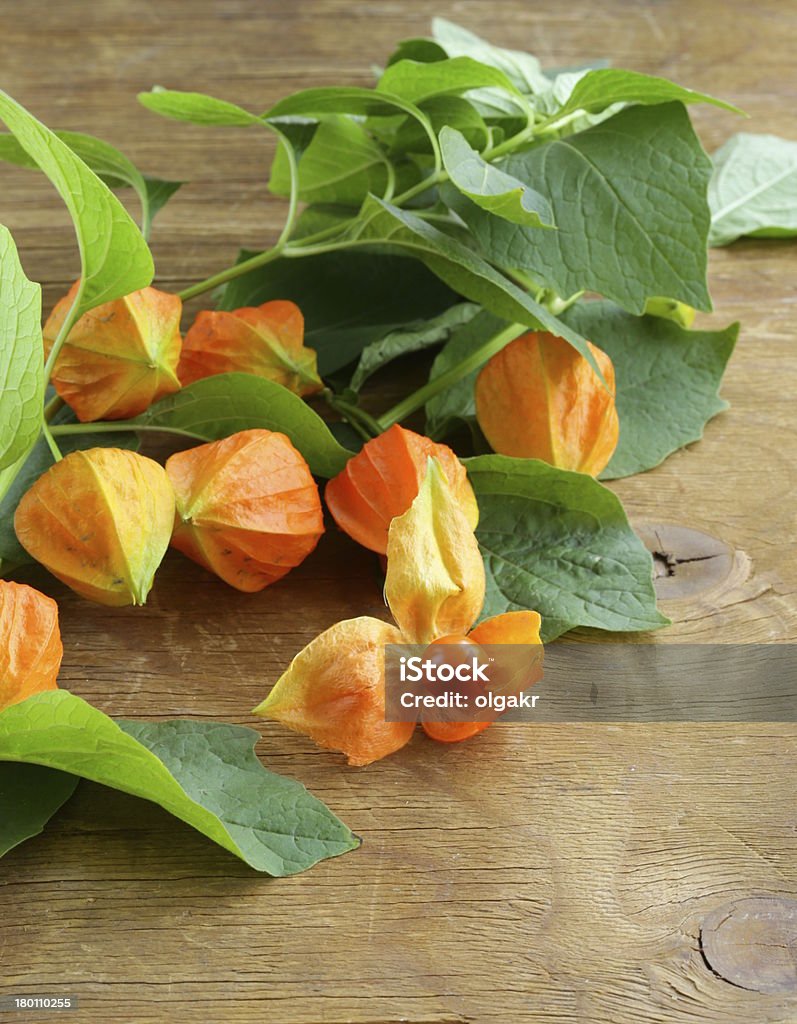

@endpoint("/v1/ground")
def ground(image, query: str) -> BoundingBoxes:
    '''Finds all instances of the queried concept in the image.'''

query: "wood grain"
[1,1,796,1022]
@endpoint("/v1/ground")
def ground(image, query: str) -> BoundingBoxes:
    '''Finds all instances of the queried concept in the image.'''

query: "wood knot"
[700,897,797,993]
[633,522,748,600]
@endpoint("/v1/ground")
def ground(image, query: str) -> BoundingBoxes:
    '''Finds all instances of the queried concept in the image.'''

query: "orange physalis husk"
[0,581,62,711]
[475,330,620,476]
[166,429,324,592]
[43,282,182,422]
[325,423,479,554]
[14,448,176,607]
[178,300,322,396]
[253,617,412,766]
[421,611,543,744]
[255,459,540,764]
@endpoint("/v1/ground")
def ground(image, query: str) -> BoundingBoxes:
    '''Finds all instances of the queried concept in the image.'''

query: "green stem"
[51,421,199,440]
[376,321,526,431]
[43,291,84,381]
[43,394,65,423]
[324,391,382,439]
[41,421,62,462]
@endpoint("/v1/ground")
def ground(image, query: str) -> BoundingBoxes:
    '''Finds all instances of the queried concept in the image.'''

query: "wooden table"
[2,2,796,1021]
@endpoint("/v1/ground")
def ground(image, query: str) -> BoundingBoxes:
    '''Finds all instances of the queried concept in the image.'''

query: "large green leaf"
[218,249,458,375]
[466,455,668,641]
[350,302,479,392]
[0,226,43,473]
[540,68,740,124]
[270,115,388,205]
[430,18,551,96]
[440,125,553,228]
[0,692,359,875]
[445,103,713,315]
[0,761,78,857]
[0,131,180,240]
[562,301,738,479]
[0,405,138,573]
[350,197,602,373]
[708,132,797,246]
[0,91,153,312]
[377,56,524,105]
[138,88,261,126]
[137,373,352,478]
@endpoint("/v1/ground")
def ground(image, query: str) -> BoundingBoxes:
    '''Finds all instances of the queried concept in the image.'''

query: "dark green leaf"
[440,125,554,227]
[561,300,738,479]
[217,249,458,374]
[0,226,43,473]
[138,373,352,478]
[445,103,713,315]
[708,132,797,246]
[0,91,153,312]
[0,762,78,857]
[350,302,480,391]
[142,176,183,225]
[0,692,359,875]
[466,454,668,641]
[392,96,489,154]
[377,56,523,105]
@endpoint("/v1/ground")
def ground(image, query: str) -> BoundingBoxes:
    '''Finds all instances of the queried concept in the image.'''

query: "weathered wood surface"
[1,1,796,1021]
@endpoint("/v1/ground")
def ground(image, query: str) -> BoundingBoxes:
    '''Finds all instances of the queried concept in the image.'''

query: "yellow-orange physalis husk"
[385,459,485,645]
[421,611,543,744]
[43,282,182,422]
[0,581,62,711]
[253,616,413,766]
[475,331,620,476]
[178,300,322,397]
[325,424,479,555]
[166,429,324,592]
[14,449,175,607]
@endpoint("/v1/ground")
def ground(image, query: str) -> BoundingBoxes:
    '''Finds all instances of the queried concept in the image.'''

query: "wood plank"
[1,1,796,1022]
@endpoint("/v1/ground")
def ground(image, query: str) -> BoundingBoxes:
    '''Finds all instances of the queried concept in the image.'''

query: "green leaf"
[708,133,797,246]
[266,86,426,121]
[391,96,489,154]
[270,115,388,205]
[561,300,738,479]
[0,91,153,313]
[0,692,359,875]
[0,404,139,573]
[138,88,261,126]
[137,373,352,478]
[445,103,713,315]
[0,226,43,473]
[541,68,741,124]
[350,197,602,374]
[430,18,551,96]
[0,762,78,857]
[424,310,505,438]
[142,176,183,229]
[465,454,668,641]
[386,37,448,66]
[350,302,480,391]
[217,249,458,374]
[440,125,554,228]
[377,56,524,105]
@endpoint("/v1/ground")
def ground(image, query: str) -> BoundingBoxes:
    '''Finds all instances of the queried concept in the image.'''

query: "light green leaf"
[466,454,668,641]
[708,132,797,246]
[424,310,505,438]
[0,130,180,240]
[270,115,388,205]
[138,88,261,126]
[350,302,480,391]
[561,300,738,479]
[0,91,153,313]
[440,125,554,228]
[0,692,359,875]
[377,56,524,105]
[431,18,551,96]
[0,404,139,573]
[0,226,43,473]
[541,68,741,125]
[349,197,602,374]
[0,762,78,857]
[137,373,352,478]
[218,249,457,375]
[445,103,713,315]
